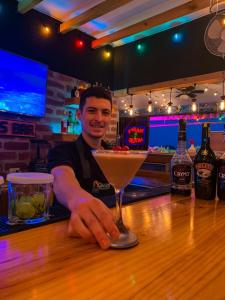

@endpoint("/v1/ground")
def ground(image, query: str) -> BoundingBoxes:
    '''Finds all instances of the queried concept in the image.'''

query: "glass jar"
[0,176,4,196]
[7,172,54,225]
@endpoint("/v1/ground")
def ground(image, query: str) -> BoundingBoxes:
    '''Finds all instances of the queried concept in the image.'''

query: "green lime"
[19,195,32,203]
[16,202,36,219]
[31,193,45,214]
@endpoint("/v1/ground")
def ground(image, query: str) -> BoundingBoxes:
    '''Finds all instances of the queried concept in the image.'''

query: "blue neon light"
[0,49,48,117]
[172,32,183,43]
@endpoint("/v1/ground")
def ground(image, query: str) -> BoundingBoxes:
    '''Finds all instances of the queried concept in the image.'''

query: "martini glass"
[92,149,148,249]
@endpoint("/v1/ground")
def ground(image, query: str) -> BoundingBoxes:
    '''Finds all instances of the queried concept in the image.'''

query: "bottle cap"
[7,172,54,184]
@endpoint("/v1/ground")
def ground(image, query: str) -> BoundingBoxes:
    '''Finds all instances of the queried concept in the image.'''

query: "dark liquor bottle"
[194,123,217,200]
[217,152,225,201]
[171,119,192,196]
[71,86,77,98]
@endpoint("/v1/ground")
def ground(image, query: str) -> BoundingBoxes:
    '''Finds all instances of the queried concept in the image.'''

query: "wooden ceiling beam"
[127,71,225,95]
[60,0,133,34]
[92,0,222,48]
[18,0,43,14]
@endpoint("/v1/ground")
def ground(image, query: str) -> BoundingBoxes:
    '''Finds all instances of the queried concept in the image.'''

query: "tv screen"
[0,49,48,117]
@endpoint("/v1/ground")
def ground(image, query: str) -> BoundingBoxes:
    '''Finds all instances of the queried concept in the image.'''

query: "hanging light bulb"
[167,103,172,114]
[220,79,225,111]
[191,98,197,112]
[147,91,153,113]
[220,99,225,110]
[167,88,173,114]
[129,93,134,116]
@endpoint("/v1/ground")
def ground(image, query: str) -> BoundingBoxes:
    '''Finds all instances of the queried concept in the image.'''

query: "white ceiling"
[116,82,225,111]
[18,0,211,47]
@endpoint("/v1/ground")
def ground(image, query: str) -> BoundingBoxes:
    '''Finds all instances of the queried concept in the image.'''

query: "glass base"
[110,230,139,249]
[6,216,48,225]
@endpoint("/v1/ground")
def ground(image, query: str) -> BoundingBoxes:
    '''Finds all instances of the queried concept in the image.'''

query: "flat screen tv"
[0,49,48,117]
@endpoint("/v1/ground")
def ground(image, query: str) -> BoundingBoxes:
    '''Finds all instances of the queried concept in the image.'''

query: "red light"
[75,39,84,48]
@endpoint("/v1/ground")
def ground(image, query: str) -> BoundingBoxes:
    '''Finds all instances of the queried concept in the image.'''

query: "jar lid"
[0,176,4,185]
[6,172,54,184]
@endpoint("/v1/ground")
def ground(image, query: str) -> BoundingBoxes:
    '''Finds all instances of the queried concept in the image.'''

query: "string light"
[136,43,145,53]
[104,50,111,59]
[172,32,183,43]
[75,39,84,49]
[42,25,51,35]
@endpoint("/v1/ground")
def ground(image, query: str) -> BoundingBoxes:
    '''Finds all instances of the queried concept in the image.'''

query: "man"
[48,86,120,249]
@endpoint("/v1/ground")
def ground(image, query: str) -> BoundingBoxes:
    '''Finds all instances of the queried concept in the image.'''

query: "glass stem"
[115,188,123,223]
[115,188,128,233]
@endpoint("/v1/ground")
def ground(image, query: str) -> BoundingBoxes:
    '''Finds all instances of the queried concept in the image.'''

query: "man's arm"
[51,165,119,249]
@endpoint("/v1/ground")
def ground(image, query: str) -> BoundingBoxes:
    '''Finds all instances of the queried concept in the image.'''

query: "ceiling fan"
[176,84,204,99]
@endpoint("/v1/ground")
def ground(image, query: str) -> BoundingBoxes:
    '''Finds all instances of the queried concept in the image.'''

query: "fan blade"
[194,90,204,94]
[217,41,225,53]
[176,93,185,97]
[208,19,222,39]
[188,93,196,98]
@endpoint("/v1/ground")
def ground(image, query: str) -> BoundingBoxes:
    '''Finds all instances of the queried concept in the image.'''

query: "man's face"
[78,96,112,139]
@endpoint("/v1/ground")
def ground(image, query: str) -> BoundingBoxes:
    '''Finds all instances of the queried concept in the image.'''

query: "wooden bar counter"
[1,193,225,299]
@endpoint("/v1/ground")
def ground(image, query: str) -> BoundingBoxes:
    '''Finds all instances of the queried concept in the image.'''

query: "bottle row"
[170,120,225,201]
[61,110,82,135]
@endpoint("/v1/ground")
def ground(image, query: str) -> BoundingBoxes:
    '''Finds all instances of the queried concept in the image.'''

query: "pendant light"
[147,91,153,113]
[167,88,173,114]
[191,98,197,112]
[220,79,225,111]
[129,93,134,116]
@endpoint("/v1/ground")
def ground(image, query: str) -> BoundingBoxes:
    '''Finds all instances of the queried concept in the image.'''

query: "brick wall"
[0,70,118,177]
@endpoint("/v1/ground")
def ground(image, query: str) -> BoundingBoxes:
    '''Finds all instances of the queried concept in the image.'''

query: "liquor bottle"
[71,86,76,98]
[194,123,217,200]
[217,152,225,201]
[61,111,67,134]
[67,111,73,134]
[72,110,82,135]
[71,86,79,98]
[171,119,192,196]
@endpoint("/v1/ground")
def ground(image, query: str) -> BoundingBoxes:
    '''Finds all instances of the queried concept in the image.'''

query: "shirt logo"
[92,180,111,193]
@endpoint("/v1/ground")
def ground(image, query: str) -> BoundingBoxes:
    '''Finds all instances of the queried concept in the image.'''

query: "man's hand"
[68,197,120,249]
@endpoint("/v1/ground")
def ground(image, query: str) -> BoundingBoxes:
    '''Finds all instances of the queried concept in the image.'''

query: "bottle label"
[172,164,192,185]
[201,149,208,156]
[195,163,214,176]
[178,131,186,141]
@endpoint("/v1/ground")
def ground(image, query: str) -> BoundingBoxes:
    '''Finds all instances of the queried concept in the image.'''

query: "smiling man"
[48,87,120,249]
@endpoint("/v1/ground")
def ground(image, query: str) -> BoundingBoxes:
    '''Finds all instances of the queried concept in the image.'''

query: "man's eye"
[103,111,111,116]
[87,109,96,113]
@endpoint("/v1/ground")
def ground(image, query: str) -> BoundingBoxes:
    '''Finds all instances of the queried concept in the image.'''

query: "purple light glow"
[150,113,219,121]
[150,122,201,128]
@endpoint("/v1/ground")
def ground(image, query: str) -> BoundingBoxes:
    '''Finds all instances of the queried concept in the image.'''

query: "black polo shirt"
[48,134,115,198]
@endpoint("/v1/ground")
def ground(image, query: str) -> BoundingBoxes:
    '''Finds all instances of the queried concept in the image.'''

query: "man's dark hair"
[79,86,112,111]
